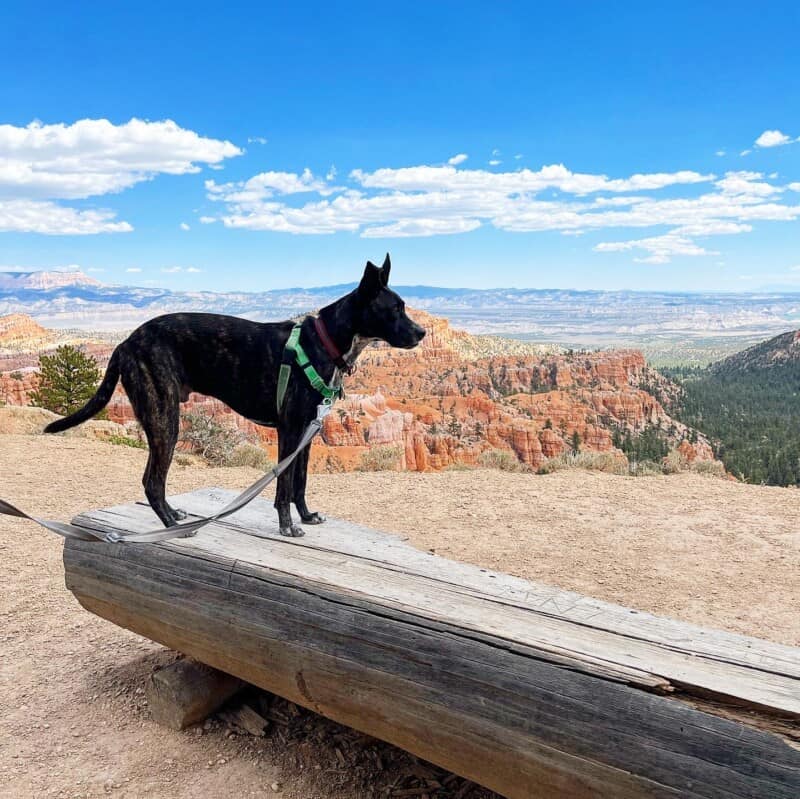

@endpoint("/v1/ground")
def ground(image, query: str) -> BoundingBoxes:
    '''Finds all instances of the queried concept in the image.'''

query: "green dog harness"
[277,322,342,411]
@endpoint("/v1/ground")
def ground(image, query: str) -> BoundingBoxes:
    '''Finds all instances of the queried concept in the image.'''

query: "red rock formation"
[0,310,714,473]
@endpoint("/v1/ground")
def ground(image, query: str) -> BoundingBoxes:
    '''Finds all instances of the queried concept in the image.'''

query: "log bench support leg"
[146,658,245,730]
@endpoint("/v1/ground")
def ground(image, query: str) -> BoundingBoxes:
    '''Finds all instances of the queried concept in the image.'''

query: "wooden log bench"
[63,487,800,799]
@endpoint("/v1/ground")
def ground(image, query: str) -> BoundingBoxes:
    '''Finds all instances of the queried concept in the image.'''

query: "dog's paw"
[280,524,306,538]
[301,512,326,525]
[172,508,188,521]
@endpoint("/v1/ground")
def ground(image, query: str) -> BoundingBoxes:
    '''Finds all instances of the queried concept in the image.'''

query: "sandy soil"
[2,433,799,799]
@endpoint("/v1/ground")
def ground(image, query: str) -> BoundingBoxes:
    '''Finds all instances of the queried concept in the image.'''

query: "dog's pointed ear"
[380,253,391,285]
[357,260,383,301]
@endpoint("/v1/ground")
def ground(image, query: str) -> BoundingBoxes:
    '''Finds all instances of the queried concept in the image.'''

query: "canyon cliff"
[0,311,711,471]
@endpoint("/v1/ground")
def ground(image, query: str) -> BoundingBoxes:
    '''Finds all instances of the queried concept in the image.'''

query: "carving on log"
[64,488,800,799]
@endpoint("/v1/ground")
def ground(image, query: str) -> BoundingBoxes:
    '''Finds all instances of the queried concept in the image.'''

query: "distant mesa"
[0,269,102,292]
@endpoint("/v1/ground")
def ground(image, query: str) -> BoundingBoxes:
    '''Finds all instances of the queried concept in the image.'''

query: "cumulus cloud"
[0,118,242,234]
[180,222,190,231]
[160,265,202,274]
[0,199,132,234]
[202,160,800,262]
[755,129,792,148]
[447,153,468,165]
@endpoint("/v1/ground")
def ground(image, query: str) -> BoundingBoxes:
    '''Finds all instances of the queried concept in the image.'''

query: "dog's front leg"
[274,428,305,537]
[293,443,325,525]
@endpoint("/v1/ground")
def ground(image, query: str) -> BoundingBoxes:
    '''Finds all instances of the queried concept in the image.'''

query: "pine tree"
[30,345,102,416]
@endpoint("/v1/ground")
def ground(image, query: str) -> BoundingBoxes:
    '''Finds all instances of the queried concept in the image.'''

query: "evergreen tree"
[571,430,581,453]
[31,345,102,416]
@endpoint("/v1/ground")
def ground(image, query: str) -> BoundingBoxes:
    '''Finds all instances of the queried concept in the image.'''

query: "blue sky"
[1,1,799,291]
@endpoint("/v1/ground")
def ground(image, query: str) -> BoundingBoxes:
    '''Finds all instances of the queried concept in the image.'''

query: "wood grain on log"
[64,488,800,799]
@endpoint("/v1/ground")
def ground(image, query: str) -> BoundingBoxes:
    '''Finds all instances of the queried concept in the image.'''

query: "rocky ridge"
[0,311,711,472]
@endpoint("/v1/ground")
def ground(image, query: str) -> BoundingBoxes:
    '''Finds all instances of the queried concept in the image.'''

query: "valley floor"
[2,434,799,798]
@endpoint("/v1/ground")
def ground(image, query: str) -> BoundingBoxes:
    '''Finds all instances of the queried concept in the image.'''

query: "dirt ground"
[2,433,799,799]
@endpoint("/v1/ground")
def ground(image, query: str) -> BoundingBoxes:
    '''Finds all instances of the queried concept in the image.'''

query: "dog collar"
[276,323,343,411]
[314,315,353,374]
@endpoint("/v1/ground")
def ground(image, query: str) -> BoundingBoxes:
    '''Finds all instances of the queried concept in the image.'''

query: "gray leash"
[0,404,330,545]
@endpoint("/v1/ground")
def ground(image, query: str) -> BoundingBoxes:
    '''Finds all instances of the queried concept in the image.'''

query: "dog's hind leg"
[292,443,325,525]
[122,356,187,530]
[274,428,305,537]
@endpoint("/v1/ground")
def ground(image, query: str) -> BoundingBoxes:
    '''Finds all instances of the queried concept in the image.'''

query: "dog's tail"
[44,348,122,434]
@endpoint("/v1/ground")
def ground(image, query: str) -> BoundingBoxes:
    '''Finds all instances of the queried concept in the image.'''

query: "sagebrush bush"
[627,460,664,477]
[691,459,727,478]
[662,448,689,474]
[478,448,527,472]
[180,411,251,466]
[226,443,275,471]
[538,451,627,475]
[358,445,403,471]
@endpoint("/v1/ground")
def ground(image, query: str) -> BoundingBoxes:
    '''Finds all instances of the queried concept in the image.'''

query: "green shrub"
[538,451,627,475]
[628,460,664,477]
[662,448,689,474]
[180,411,251,466]
[226,443,275,471]
[106,434,147,449]
[358,445,403,471]
[691,459,727,478]
[478,448,527,472]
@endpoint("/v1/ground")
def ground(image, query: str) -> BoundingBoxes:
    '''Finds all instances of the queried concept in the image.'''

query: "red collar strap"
[314,315,353,374]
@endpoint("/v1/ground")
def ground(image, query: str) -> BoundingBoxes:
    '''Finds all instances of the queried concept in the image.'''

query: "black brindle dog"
[44,255,425,537]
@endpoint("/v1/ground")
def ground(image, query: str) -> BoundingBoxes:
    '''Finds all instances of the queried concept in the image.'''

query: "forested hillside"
[666,331,800,485]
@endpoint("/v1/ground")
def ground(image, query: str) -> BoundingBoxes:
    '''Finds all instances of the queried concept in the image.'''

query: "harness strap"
[0,406,331,544]
[277,322,342,411]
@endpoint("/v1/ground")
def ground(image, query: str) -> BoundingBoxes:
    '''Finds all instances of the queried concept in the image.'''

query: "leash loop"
[1,406,331,545]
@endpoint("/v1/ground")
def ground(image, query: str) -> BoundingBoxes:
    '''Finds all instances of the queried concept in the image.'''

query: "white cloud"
[595,233,717,263]
[362,218,481,238]
[162,266,183,273]
[206,168,333,204]
[326,165,337,181]
[715,150,726,157]
[179,222,190,231]
[447,153,468,166]
[186,266,202,273]
[86,267,104,273]
[203,159,799,262]
[247,136,268,145]
[755,129,791,148]
[0,199,132,234]
[488,159,502,166]
[126,267,142,273]
[514,154,523,160]
[740,149,752,156]
[788,182,800,192]
[0,118,241,234]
